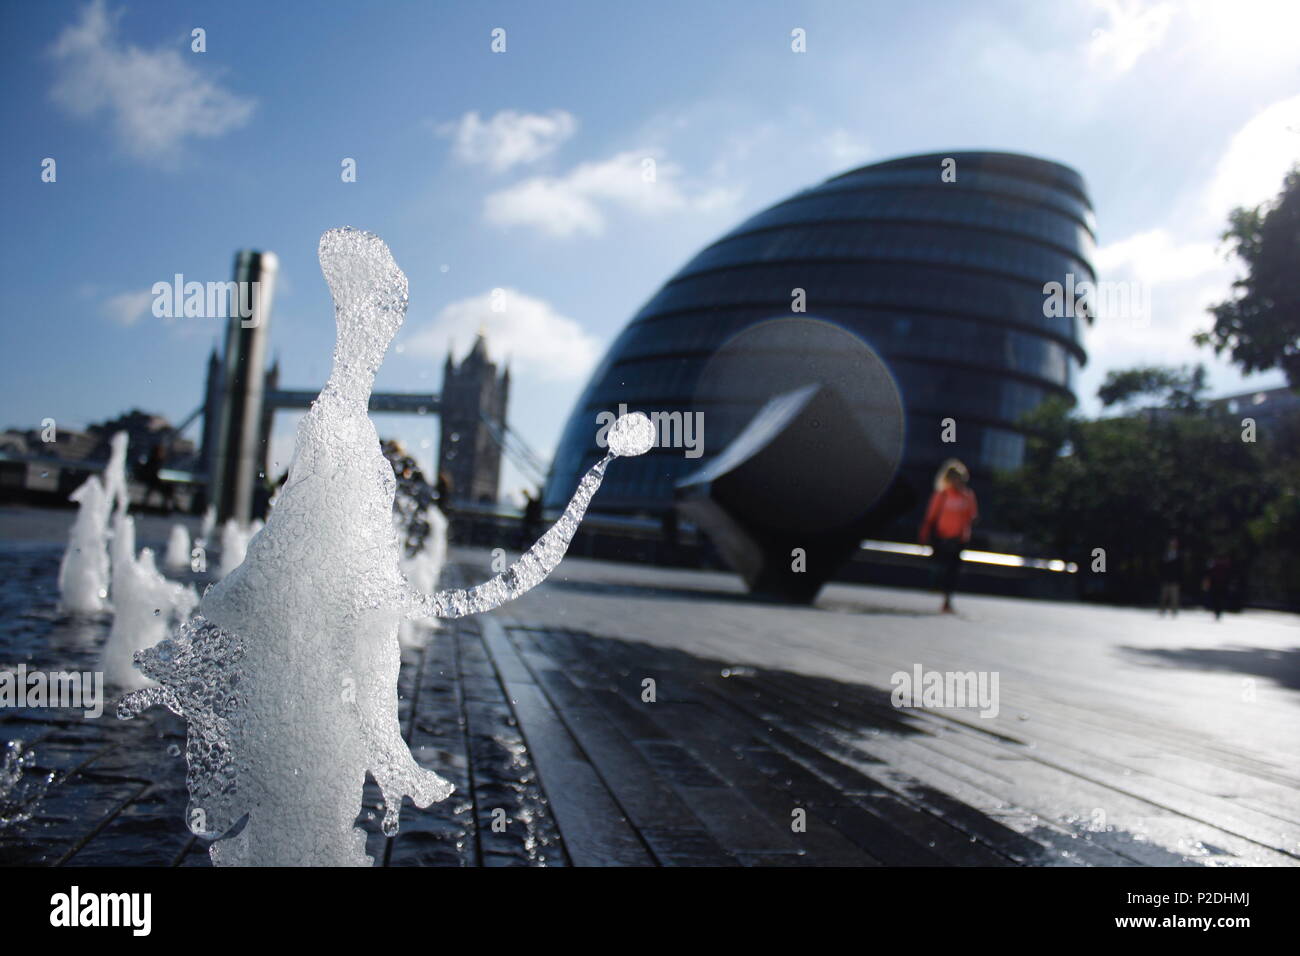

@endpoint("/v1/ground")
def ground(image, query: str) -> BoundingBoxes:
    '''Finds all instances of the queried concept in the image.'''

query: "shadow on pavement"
[508,626,1212,865]
[1119,644,1300,691]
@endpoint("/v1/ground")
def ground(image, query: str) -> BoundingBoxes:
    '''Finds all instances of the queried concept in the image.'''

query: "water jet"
[120,227,650,865]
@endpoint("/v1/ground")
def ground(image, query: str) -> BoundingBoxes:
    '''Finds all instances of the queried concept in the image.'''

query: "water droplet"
[607,412,656,457]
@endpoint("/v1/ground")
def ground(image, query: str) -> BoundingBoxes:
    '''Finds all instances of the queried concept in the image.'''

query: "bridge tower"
[438,333,509,504]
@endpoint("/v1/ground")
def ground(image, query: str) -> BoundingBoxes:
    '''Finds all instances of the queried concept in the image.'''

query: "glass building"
[543,151,1095,532]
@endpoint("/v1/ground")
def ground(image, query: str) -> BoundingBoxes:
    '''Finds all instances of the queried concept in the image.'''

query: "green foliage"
[1097,364,1206,412]
[1196,166,1300,386]
[994,369,1292,602]
[1246,411,1300,550]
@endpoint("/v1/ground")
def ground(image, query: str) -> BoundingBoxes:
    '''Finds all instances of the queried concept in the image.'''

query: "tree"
[1097,363,1206,412]
[993,367,1275,603]
[1196,166,1300,386]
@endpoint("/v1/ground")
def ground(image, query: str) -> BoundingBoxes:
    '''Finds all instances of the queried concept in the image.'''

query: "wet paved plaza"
[2,507,1297,866]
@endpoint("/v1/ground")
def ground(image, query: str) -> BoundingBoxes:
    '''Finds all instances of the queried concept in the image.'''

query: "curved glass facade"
[544,151,1094,525]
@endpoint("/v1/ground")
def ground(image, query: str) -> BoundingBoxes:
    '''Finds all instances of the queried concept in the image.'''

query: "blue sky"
[2,0,1298,500]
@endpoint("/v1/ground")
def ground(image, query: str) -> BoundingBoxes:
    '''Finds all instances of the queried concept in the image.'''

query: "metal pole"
[212,250,277,525]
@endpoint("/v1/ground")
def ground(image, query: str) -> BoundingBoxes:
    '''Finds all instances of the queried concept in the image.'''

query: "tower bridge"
[196,250,534,525]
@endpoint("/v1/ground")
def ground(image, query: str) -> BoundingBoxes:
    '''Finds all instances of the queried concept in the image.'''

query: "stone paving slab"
[3,536,1298,866]
[479,547,1300,867]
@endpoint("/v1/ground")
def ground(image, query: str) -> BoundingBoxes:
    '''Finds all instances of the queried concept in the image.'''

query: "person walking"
[919,459,978,614]
[1203,554,1232,621]
[519,488,543,550]
[436,470,453,507]
[1158,535,1182,616]
[140,440,175,513]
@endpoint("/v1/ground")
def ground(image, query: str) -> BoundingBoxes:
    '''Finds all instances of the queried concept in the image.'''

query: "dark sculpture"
[677,383,915,603]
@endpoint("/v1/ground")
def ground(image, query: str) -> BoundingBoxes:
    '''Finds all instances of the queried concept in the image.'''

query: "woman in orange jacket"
[919,459,978,613]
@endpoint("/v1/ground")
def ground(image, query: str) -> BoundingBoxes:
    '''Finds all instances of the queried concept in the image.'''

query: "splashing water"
[61,430,194,677]
[198,506,216,545]
[406,453,612,620]
[403,407,655,621]
[164,524,191,572]
[102,512,198,689]
[119,227,650,866]
[218,519,255,579]
[396,504,447,649]
[109,509,135,583]
[0,740,52,829]
[58,476,111,615]
[101,432,129,518]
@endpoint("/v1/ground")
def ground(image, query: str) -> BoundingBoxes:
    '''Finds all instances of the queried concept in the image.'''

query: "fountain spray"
[120,228,652,865]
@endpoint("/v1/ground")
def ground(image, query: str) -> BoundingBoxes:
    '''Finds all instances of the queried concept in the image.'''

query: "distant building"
[0,410,195,506]
[0,431,27,456]
[53,428,102,462]
[0,412,191,467]
[1209,386,1300,434]
[89,409,195,466]
[437,333,509,504]
[544,150,1095,536]
[0,426,98,462]
[196,281,510,516]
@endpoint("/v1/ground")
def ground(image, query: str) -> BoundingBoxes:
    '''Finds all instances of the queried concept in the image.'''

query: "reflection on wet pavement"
[3,538,1297,866]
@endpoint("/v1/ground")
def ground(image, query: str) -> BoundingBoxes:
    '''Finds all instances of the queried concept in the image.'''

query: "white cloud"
[102,289,153,326]
[402,288,602,383]
[1087,230,1230,368]
[1086,0,1176,73]
[1094,228,1222,286]
[1084,90,1300,389]
[1076,262,1272,412]
[1202,93,1300,223]
[485,176,605,237]
[1080,230,1241,411]
[484,150,739,238]
[49,0,254,161]
[822,129,872,167]
[438,109,577,173]
[1179,0,1300,72]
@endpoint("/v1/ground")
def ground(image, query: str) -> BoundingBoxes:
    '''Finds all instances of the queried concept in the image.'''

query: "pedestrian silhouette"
[1158,535,1182,616]
[1204,554,1232,621]
[141,440,175,513]
[919,458,978,614]
[520,488,543,549]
